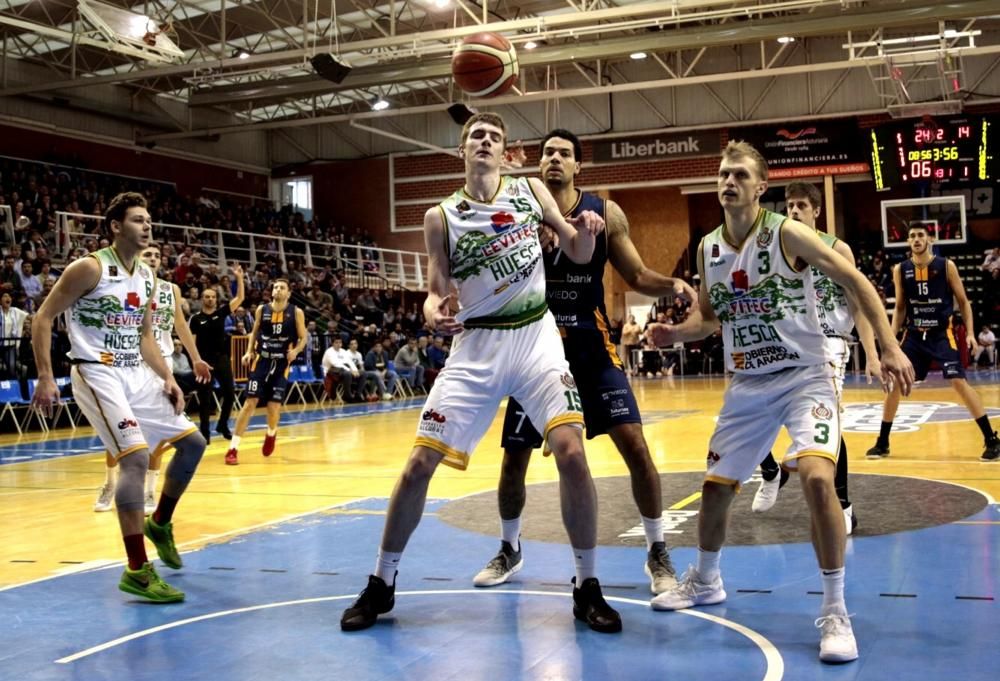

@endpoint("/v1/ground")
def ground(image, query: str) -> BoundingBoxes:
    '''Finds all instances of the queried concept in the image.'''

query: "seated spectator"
[974,325,996,367]
[346,338,369,400]
[170,337,198,394]
[226,306,255,336]
[364,340,398,400]
[1,255,23,295]
[394,337,425,392]
[427,335,449,369]
[321,337,362,402]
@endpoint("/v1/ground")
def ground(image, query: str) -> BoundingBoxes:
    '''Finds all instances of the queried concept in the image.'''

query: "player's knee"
[402,446,442,483]
[702,479,736,503]
[798,462,835,498]
[115,449,150,511]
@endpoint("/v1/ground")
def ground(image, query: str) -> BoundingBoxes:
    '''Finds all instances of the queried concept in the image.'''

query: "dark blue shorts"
[247,357,291,403]
[901,328,965,381]
[501,330,641,449]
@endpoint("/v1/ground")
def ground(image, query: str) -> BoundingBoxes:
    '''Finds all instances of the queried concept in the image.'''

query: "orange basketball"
[451,32,519,98]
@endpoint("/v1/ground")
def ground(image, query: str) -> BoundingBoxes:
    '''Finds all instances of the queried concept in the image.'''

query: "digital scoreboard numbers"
[870,117,995,191]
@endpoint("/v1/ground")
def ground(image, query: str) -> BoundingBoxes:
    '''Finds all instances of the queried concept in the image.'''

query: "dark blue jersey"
[258,303,299,358]
[900,256,954,331]
[544,191,609,330]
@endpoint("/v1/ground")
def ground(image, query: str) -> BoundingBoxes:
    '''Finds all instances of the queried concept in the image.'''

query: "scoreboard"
[870,116,996,190]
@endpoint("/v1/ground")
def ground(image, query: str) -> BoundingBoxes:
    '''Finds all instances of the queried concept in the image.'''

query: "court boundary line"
[53,590,785,681]
[0,497,374,593]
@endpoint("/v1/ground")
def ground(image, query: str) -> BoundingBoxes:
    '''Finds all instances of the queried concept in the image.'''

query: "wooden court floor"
[2,370,999,590]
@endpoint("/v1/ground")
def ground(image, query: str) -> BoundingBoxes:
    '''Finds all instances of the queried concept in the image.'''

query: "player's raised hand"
[230,262,244,278]
[431,294,464,336]
[569,210,605,236]
[193,359,212,384]
[31,375,61,418]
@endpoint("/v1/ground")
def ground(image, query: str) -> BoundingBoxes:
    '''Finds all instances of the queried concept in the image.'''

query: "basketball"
[451,32,519,98]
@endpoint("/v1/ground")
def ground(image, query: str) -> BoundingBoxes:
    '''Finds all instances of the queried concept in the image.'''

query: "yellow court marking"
[669,491,703,510]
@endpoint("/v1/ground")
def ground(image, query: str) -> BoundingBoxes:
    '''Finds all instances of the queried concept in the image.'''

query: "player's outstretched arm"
[782,219,914,395]
[30,257,101,415]
[646,238,718,346]
[422,207,464,336]
[527,177,598,264]
[172,283,211,383]
[227,262,245,314]
[606,200,696,302]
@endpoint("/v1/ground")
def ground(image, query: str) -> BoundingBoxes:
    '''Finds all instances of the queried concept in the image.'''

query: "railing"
[0,205,14,246]
[54,211,429,291]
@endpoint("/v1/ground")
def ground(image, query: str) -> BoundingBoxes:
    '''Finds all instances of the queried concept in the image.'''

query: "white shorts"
[707,363,841,488]
[827,336,849,398]
[416,312,584,470]
[72,362,197,459]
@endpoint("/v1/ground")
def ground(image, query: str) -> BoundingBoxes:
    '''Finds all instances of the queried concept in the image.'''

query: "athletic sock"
[573,547,596,583]
[500,517,522,551]
[975,415,997,443]
[123,534,148,570]
[759,452,780,481]
[267,428,277,437]
[821,566,846,614]
[877,420,893,447]
[696,548,721,582]
[374,549,401,584]
[230,435,241,450]
[153,494,179,525]
[640,514,663,550]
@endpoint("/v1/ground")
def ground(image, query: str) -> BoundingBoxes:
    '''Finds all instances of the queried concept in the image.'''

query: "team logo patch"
[730,269,749,296]
[422,409,446,424]
[731,352,745,370]
[139,268,151,279]
[456,200,475,220]
[755,227,774,249]
[711,243,720,258]
[124,292,142,311]
[490,211,516,234]
[561,373,577,389]
[109,265,118,277]
[506,182,520,197]
[707,450,721,465]
[812,403,833,420]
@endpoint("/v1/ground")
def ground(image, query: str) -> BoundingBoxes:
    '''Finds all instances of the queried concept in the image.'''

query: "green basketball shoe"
[144,516,183,569]
[119,562,185,603]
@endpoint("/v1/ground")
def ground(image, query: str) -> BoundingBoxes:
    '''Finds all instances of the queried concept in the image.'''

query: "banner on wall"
[592,131,721,163]
[733,121,870,178]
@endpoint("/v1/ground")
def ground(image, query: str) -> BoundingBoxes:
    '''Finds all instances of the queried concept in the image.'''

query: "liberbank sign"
[592,131,720,163]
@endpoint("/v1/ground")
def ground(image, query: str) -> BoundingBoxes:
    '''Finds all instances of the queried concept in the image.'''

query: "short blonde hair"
[460,112,507,148]
[722,140,768,181]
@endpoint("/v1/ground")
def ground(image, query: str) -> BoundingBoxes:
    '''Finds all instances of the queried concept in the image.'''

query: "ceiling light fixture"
[372,98,390,111]
[777,36,796,44]
[524,41,538,50]
[630,51,647,60]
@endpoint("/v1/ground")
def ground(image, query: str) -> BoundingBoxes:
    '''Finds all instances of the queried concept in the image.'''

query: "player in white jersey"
[93,242,211,514]
[32,192,207,603]
[646,143,913,664]
[341,113,622,634]
[749,183,880,535]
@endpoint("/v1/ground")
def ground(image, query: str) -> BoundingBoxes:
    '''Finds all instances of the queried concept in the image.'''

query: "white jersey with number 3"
[702,209,830,374]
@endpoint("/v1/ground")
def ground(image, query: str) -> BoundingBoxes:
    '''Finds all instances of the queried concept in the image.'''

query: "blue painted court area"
[3,496,998,681]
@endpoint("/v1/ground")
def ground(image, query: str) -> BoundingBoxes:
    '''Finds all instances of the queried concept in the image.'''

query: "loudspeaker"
[311,54,352,84]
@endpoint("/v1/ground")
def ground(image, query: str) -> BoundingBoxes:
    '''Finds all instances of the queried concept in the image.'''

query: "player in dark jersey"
[867,225,1000,461]
[224,278,307,465]
[473,129,696,594]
